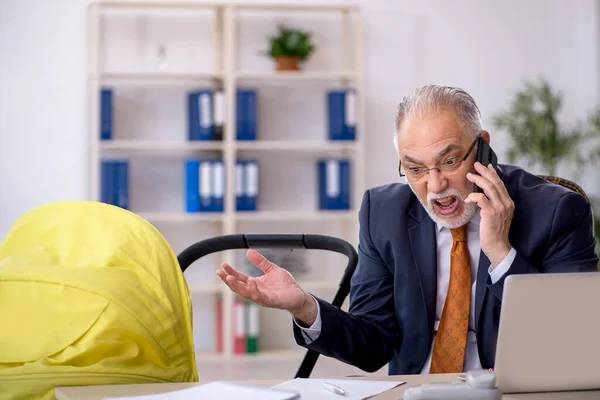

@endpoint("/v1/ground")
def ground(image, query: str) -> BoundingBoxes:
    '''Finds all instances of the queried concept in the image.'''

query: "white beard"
[408,184,478,229]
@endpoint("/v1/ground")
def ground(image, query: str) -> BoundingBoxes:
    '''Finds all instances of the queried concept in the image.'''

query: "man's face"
[396,109,483,229]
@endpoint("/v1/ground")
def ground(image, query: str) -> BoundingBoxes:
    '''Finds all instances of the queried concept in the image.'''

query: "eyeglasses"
[398,133,481,182]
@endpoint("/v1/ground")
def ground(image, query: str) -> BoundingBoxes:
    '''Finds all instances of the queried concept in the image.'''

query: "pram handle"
[176,233,358,379]
[178,234,357,300]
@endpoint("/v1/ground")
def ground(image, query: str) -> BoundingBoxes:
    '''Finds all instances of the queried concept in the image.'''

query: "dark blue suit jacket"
[294,164,598,375]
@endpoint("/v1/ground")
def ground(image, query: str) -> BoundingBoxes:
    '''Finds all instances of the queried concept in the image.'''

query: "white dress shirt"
[295,210,517,374]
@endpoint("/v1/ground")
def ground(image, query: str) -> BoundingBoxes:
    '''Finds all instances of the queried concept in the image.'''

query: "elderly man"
[217,85,598,375]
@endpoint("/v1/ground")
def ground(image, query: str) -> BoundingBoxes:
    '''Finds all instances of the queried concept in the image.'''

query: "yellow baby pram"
[0,201,198,400]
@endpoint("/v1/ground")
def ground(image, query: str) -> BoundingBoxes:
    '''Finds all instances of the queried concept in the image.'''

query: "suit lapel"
[408,198,437,332]
[474,250,490,327]
[474,165,507,328]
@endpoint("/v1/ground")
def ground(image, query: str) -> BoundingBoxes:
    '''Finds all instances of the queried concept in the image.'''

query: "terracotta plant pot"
[275,56,301,71]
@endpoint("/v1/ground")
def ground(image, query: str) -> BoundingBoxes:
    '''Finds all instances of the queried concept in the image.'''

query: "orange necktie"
[429,225,472,374]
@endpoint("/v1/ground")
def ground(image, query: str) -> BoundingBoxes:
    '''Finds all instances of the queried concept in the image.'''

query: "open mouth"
[432,196,459,216]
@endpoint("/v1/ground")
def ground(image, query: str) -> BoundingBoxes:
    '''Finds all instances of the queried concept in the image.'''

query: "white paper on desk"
[101,380,300,400]
[271,378,405,400]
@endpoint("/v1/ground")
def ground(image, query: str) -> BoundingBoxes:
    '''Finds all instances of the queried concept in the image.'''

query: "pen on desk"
[323,381,346,396]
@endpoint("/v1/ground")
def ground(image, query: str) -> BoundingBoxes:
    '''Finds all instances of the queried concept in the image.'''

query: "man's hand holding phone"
[465,161,515,269]
[473,137,498,193]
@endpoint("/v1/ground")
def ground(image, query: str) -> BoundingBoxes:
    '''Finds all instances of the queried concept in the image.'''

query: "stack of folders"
[187,88,258,141]
[100,160,129,209]
[216,298,260,354]
[318,159,351,210]
[327,88,356,141]
[236,160,259,211]
[100,88,113,140]
[185,159,225,212]
[188,89,225,141]
[185,159,259,213]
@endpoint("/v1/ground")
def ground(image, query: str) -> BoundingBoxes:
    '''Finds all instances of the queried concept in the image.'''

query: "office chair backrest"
[177,234,358,379]
[538,175,589,203]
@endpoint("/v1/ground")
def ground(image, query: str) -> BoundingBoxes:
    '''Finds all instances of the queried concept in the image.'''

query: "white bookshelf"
[86,1,365,379]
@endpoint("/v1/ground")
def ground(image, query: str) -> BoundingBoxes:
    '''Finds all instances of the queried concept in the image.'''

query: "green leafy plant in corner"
[267,24,315,61]
[492,77,587,177]
[492,77,600,264]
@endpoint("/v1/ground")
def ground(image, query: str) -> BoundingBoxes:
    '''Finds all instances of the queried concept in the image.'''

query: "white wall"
[1,0,599,238]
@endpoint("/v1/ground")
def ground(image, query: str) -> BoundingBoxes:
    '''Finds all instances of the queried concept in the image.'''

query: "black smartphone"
[474,137,498,193]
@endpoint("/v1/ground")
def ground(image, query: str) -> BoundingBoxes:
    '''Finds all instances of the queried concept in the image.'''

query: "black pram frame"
[177,234,359,379]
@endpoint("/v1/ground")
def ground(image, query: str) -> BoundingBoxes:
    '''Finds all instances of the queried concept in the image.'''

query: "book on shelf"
[185,158,259,213]
[327,88,356,141]
[216,296,224,353]
[236,160,259,212]
[213,89,225,141]
[188,89,215,141]
[318,159,351,210]
[185,159,225,213]
[246,300,260,354]
[236,89,258,141]
[100,160,129,209]
[234,298,246,354]
[216,297,260,355]
[186,88,258,142]
[100,88,113,140]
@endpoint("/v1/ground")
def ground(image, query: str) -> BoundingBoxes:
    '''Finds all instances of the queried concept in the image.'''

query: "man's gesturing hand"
[216,249,318,326]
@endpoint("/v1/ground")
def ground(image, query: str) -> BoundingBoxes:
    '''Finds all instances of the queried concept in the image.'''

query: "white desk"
[55,374,600,400]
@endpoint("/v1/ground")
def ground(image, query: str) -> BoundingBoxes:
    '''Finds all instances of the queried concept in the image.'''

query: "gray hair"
[392,85,483,151]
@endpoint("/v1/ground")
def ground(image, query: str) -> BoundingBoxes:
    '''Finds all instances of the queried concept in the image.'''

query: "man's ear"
[480,130,491,144]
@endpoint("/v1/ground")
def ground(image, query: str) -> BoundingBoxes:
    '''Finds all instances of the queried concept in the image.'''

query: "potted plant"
[492,77,600,263]
[266,24,315,71]
[492,77,587,176]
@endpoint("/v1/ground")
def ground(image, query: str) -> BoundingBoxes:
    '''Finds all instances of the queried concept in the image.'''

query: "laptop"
[494,272,600,393]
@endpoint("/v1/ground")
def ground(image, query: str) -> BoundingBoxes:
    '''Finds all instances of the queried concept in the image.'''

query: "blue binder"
[100,161,114,204]
[100,88,112,140]
[100,160,129,209]
[185,159,217,212]
[114,161,129,210]
[185,160,200,212]
[211,160,225,212]
[244,160,259,211]
[327,91,345,141]
[344,89,356,140]
[235,160,245,211]
[327,89,356,141]
[188,90,214,141]
[318,159,351,210]
[198,160,213,211]
[236,160,259,211]
[237,89,258,141]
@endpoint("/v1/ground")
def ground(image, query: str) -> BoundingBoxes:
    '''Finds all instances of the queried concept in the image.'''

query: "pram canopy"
[0,201,198,399]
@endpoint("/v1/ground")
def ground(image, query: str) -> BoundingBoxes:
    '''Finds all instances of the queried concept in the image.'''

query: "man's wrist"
[290,293,318,327]
[487,243,511,269]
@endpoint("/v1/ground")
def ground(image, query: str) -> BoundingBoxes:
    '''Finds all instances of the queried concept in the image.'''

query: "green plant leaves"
[266,24,315,61]
[491,77,586,176]
[492,77,600,267]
